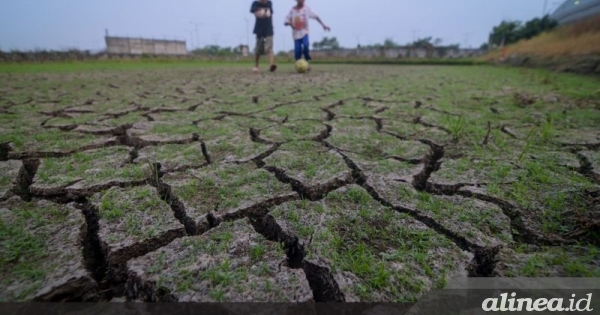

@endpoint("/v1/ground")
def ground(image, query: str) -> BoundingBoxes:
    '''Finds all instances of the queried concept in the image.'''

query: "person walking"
[251,0,277,73]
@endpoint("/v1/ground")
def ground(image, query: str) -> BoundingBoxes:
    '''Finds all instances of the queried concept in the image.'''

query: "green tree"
[409,37,434,48]
[192,45,237,56]
[383,38,399,48]
[489,15,557,46]
[490,21,522,46]
[313,37,341,50]
[517,15,558,40]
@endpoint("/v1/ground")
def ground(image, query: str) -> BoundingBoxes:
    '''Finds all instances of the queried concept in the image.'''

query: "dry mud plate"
[0,64,599,302]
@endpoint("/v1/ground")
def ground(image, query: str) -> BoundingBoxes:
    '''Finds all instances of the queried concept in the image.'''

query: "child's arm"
[307,7,330,32]
[284,11,294,29]
[315,17,330,32]
[284,21,296,29]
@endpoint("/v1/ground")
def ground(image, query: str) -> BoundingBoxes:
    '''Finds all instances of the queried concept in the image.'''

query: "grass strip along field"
[0,62,599,302]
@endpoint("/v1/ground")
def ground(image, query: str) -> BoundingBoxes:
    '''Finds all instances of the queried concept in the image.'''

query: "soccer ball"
[295,59,309,73]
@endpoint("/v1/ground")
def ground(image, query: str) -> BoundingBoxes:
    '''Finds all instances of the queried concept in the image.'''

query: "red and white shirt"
[285,6,319,40]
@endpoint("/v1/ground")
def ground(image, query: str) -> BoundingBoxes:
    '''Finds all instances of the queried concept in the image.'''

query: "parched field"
[0,63,599,302]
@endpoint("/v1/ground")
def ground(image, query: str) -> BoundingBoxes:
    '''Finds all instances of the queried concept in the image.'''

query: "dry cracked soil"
[0,64,599,302]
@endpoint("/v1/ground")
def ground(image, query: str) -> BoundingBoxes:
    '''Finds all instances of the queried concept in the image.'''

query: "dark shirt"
[250,1,274,37]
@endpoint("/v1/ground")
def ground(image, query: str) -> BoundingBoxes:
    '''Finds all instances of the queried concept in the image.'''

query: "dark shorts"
[255,36,273,56]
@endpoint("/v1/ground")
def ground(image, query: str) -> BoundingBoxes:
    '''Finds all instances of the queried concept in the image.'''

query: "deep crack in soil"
[575,151,600,184]
[249,214,345,302]
[412,142,445,191]
[321,139,488,254]
[76,200,117,301]
[12,158,40,201]
[0,142,11,161]
[262,165,354,201]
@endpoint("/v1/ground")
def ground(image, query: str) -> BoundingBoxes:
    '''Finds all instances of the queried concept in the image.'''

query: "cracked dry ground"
[1,64,599,302]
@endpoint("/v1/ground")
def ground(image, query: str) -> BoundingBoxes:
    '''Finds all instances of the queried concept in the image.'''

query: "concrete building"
[550,0,600,24]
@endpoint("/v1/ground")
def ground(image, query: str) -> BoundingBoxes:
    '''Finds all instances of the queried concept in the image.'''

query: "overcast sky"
[0,0,564,52]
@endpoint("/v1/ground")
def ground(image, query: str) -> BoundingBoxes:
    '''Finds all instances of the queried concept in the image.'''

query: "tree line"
[312,37,461,51]
[313,14,559,52]
[483,15,558,50]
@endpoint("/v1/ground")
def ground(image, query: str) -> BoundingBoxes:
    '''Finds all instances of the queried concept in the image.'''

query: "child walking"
[250,0,277,73]
[284,0,330,70]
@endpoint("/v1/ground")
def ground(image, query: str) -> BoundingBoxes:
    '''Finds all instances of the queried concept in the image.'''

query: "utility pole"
[463,32,473,49]
[212,33,221,46]
[245,18,250,48]
[189,22,202,49]
[187,29,195,50]
[543,0,548,15]
[545,1,561,16]
[411,30,420,42]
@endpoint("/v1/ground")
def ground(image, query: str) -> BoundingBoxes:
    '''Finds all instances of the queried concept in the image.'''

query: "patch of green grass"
[209,288,225,301]
[99,190,124,221]
[249,243,266,261]
[445,116,466,141]
[209,230,234,250]
[292,188,462,301]
[0,201,76,300]
[416,192,448,215]
[264,141,348,183]
[347,186,372,205]
[36,147,146,186]
[150,123,199,136]
[0,59,250,74]
[539,115,555,142]
[0,221,46,270]
[176,269,195,292]
[200,258,248,292]
[124,213,143,237]
[168,164,289,217]
[0,175,11,188]
[174,177,200,201]
[1,128,99,152]
[252,262,271,278]
[148,251,167,274]
[336,243,377,277]
[518,247,600,277]
[93,185,176,243]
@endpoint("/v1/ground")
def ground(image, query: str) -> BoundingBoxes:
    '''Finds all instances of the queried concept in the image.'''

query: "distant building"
[550,0,600,24]
[105,36,187,56]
